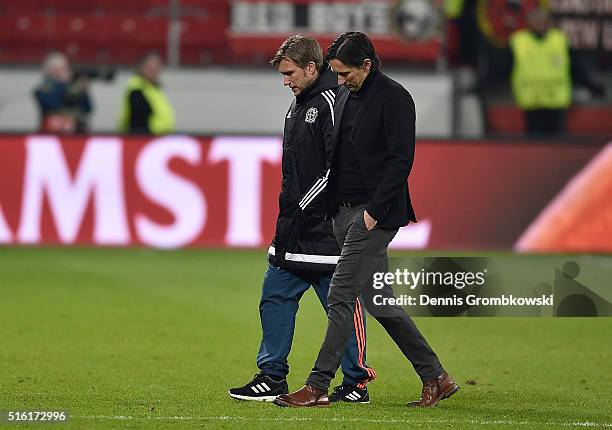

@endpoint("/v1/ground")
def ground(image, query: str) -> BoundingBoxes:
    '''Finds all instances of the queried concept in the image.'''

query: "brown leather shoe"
[273,385,330,408]
[408,372,460,407]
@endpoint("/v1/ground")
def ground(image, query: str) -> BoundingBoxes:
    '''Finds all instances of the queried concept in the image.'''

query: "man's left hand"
[364,210,377,231]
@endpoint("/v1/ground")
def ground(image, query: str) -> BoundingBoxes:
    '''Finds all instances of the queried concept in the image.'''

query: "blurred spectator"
[509,7,606,136]
[476,0,540,48]
[119,52,175,135]
[33,52,93,134]
[445,0,480,66]
[474,7,607,136]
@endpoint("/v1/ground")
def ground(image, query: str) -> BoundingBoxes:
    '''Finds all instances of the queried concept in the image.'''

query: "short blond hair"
[270,35,324,71]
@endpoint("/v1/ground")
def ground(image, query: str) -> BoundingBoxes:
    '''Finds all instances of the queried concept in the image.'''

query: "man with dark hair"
[228,35,376,404]
[118,52,175,135]
[274,32,459,408]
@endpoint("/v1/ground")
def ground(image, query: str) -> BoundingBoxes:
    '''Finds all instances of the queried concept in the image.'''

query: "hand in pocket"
[364,210,377,231]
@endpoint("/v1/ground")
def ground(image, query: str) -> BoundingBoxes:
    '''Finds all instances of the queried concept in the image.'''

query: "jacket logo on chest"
[304,107,318,123]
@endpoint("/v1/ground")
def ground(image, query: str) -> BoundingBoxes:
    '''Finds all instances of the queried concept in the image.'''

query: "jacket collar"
[296,66,338,105]
[352,68,377,97]
[331,70,381,152]
[350,70,379,138]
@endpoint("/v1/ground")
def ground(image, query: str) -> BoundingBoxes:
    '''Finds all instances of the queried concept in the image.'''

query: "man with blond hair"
[228,35,375,404]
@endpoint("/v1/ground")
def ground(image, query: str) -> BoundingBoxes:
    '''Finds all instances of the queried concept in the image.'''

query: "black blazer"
[327,71,417,229]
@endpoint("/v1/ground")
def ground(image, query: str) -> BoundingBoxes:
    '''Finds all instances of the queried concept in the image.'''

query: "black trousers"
[306,204,443,391]
[525,109,566,136]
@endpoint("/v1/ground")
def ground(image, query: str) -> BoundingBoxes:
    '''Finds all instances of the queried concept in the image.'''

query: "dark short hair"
[326,32,380,71]
[270,35,324,71]
[139,51,162,66]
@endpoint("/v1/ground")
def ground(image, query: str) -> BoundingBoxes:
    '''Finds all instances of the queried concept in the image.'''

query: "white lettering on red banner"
[134,136,207,248]
[209,136,282,247]
[0,203,12,243]
[18,136,129,245]
[3,134,602,251]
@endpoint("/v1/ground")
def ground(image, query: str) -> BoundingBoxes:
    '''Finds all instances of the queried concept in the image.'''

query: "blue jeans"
[257,263,375,388]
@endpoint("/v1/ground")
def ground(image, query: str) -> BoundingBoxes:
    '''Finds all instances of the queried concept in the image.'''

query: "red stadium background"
[0,135,610,252]
[0,0,444,65]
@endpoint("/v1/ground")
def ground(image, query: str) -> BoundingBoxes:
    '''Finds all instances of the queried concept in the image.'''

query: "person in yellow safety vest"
[509,7,606,136]
[444,0,464,19]
[119,52,175,135]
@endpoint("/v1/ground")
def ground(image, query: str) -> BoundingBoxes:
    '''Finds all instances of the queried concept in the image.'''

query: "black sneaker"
[329,384,370,404]
[228,373,289,402]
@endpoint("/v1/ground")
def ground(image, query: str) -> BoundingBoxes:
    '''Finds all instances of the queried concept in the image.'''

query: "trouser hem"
[419,366,445,383]
[259,365,287,380]
[305,376,328,392]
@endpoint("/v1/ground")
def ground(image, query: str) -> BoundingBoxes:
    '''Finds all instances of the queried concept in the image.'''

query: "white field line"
[78,415,611,427]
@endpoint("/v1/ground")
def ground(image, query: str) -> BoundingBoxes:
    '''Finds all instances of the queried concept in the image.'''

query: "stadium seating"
[486,104,612,137]
[0,0,228,65]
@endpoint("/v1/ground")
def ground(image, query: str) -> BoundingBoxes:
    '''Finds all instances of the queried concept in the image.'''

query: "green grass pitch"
[1,247,611,429]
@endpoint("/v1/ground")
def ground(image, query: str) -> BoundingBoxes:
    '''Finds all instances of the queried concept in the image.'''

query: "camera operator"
[33,52,93,134]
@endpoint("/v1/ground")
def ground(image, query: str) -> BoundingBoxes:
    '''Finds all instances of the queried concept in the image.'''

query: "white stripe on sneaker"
[251,386,260,393]
[351,391,360,399]
[260,382,271,392]
[346,393,356,401]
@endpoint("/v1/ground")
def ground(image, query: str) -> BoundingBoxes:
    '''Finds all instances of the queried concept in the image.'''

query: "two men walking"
[232,32,459,409]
